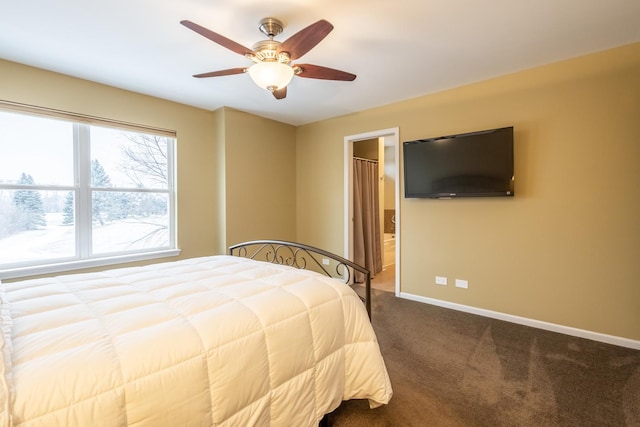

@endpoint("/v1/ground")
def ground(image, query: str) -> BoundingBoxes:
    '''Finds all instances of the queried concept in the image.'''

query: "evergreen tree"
[91,159,112,225]
[108,192,131,221]
[12,172,47,230]
[91,159,112,188]
[62,191,74,225]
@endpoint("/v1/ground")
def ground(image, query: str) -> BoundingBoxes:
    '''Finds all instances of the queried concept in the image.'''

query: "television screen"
[403,126,514,198]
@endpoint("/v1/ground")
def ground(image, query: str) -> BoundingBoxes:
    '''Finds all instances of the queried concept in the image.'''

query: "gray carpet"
[328,289,640,426]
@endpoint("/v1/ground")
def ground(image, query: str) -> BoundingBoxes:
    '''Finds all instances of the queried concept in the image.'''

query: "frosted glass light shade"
[247,62,294,91]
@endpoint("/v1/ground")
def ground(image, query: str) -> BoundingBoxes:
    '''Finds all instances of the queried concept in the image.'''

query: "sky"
[0,110,145,187]
[0,110,74,185]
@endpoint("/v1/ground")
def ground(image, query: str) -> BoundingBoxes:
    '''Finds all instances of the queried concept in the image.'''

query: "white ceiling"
[1,0,639,126]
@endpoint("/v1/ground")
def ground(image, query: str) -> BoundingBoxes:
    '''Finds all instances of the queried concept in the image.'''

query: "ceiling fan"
[180,17,356,100]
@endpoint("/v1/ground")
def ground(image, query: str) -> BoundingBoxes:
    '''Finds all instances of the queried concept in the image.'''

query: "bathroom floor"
[372,264,395,293]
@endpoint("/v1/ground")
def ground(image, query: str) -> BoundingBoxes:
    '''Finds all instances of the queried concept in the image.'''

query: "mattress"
[0,255,392,426]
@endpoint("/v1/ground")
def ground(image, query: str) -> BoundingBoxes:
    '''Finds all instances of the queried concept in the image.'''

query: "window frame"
[0,102,180,280]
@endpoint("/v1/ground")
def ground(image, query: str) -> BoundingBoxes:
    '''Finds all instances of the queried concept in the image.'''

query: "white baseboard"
[399,292,640,351]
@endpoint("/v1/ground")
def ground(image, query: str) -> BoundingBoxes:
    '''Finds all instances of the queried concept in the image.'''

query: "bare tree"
[120,134,168,187]
[117,133,170,248]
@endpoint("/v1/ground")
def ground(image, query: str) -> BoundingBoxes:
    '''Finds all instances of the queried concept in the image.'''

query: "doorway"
[344,128,400,296]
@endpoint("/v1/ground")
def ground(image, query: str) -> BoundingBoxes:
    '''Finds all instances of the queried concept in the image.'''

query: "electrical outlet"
[322,258,330,265]
[455,279,468,289]
[435,276,447,286]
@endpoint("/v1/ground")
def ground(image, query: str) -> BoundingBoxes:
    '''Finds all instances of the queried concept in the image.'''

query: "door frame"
[344,127,400,296]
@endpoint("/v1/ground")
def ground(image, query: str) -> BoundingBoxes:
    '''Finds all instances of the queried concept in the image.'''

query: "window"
[0,107,178,279]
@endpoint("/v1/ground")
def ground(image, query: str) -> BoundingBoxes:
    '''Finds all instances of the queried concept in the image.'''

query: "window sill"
[0,249,182,281]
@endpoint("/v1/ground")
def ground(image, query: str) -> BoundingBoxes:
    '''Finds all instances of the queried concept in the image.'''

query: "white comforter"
[0,256,392,426]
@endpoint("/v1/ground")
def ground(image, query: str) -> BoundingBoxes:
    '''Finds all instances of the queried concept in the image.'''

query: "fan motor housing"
[251,40,290,63]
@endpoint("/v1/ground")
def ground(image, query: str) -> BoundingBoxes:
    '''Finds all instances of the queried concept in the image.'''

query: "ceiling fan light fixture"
[247,61,294,92]
[182,17,356,100]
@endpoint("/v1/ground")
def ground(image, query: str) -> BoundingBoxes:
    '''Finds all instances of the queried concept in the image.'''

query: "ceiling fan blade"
[279,20,333,60]
[180,20,253,56]
[272,87,287,100]
[193,67,247,78]
[294,64,356,81]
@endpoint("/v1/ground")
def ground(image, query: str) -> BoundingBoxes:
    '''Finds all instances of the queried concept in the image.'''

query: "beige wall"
[383,145,396,211]
[296,43,640,341]
[353,138,379,159]
[220,108,297,247]
[211,108,227,254]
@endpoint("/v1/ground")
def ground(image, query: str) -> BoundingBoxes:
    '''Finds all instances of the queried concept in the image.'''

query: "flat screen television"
[403,126,514,198]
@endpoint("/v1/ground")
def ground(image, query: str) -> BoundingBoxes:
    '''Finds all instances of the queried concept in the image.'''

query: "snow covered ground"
[0,213,168,265]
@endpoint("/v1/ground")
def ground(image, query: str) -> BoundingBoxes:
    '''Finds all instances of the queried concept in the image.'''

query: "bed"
[0,240,392,426]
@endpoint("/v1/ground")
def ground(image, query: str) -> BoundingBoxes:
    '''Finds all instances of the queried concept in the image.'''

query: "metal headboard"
[228,240,372,319]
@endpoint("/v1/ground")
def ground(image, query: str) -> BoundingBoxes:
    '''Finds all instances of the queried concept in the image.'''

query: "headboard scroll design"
[229,240,372,318]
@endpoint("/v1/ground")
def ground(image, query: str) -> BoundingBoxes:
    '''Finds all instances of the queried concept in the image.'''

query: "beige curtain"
[353,157,382,280]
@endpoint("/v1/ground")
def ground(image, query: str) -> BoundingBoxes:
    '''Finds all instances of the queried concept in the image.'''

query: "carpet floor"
[328,289,640,426]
